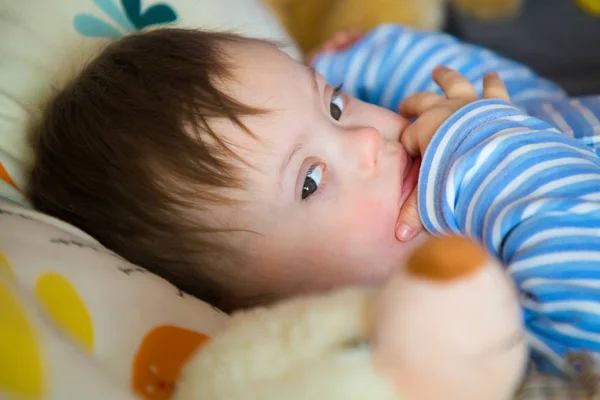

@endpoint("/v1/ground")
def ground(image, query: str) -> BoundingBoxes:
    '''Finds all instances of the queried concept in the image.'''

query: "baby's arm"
[518,95,600,156]
[312,24,567,112]
[417,93,600,374]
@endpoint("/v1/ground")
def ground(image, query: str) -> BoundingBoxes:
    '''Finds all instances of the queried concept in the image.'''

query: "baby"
[28,25,600,374]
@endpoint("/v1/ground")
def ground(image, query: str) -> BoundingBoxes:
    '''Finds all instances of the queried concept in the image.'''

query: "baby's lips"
[400,157,421,198]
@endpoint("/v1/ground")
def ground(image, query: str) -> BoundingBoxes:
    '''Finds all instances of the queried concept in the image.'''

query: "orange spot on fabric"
[0,162,17,190]
[132,325,209,399]
[35,273,94,352]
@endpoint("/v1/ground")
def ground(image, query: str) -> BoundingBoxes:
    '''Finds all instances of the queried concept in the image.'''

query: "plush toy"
[174,236,528,400]
[261,0,523,53]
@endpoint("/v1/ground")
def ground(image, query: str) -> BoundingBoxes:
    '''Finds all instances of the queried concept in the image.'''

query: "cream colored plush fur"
[175,288,398,400]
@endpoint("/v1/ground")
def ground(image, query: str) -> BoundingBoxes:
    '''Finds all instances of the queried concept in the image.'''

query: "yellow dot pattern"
[35,272,94,352]
[0,279,44,398]
[0,244,214,399]
[0,251,14,279]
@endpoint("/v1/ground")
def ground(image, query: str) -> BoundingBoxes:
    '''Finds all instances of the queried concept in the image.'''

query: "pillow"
[0,3,290,395]
[0,270,135,399]
[0,199,228,398]
[0,0,300,200]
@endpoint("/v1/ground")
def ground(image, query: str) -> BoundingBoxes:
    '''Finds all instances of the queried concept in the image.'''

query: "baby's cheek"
[345,198,396,242]
[331,197,400,283]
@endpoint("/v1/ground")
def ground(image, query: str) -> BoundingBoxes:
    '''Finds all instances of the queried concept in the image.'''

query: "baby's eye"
[330,87,345,121]
[302,163,325,199]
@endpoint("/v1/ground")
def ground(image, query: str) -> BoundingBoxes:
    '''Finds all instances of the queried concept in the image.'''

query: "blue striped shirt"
[314,24,600,374]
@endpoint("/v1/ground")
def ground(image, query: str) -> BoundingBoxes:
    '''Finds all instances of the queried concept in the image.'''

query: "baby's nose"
[348,126,382,171]
[406,236,487,281]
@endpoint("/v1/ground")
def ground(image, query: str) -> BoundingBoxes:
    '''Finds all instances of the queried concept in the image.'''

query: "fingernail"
[432,65,447,73]
[396,224,416,241]
[484,71,499,78]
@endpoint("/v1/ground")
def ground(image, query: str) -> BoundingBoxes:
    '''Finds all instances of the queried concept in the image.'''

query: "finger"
[332,32,349,47]
[482,72,510,102]
[432,66,478,99]
[395,187,423,241]
[400,108,449,156]
[399,122,422,157]
[399,92,446,118]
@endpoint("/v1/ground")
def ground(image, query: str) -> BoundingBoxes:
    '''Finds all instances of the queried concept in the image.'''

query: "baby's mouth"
[394,155,421,241]
[401,157,421,199]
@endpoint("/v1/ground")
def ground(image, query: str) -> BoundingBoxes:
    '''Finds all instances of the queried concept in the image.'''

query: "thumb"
[395,187,422,242]
[399,122,421,157]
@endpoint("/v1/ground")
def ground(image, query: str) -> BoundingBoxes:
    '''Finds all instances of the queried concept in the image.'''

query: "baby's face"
[215,41,426,300]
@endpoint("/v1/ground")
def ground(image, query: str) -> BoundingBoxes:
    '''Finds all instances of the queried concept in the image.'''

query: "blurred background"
[263,0,600,96]
[446,0,600,96]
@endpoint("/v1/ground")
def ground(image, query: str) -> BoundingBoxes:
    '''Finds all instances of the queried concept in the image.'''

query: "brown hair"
[28,28,264,312]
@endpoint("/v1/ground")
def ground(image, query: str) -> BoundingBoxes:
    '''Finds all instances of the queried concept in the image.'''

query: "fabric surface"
[0,200,228,399]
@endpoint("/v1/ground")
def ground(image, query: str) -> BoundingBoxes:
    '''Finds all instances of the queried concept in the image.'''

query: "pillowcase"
[0,199,228,398]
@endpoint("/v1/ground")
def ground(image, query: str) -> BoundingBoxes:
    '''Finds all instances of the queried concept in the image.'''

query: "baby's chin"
[372,231,432,284]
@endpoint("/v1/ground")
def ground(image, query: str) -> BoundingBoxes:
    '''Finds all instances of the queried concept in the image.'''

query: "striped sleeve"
[312,24,568,113]
[418,99,600,373]
[521,96,600,156]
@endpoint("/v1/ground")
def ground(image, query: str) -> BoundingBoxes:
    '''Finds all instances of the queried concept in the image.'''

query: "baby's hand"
[395,67,509,242]
[399,66,509,157]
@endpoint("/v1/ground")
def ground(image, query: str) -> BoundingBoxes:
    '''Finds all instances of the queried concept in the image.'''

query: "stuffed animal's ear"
[405,235,486,281]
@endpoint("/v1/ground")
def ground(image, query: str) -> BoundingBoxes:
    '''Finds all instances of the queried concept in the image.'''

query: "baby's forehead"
[225,38,293,69]
[223,40,307,101]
